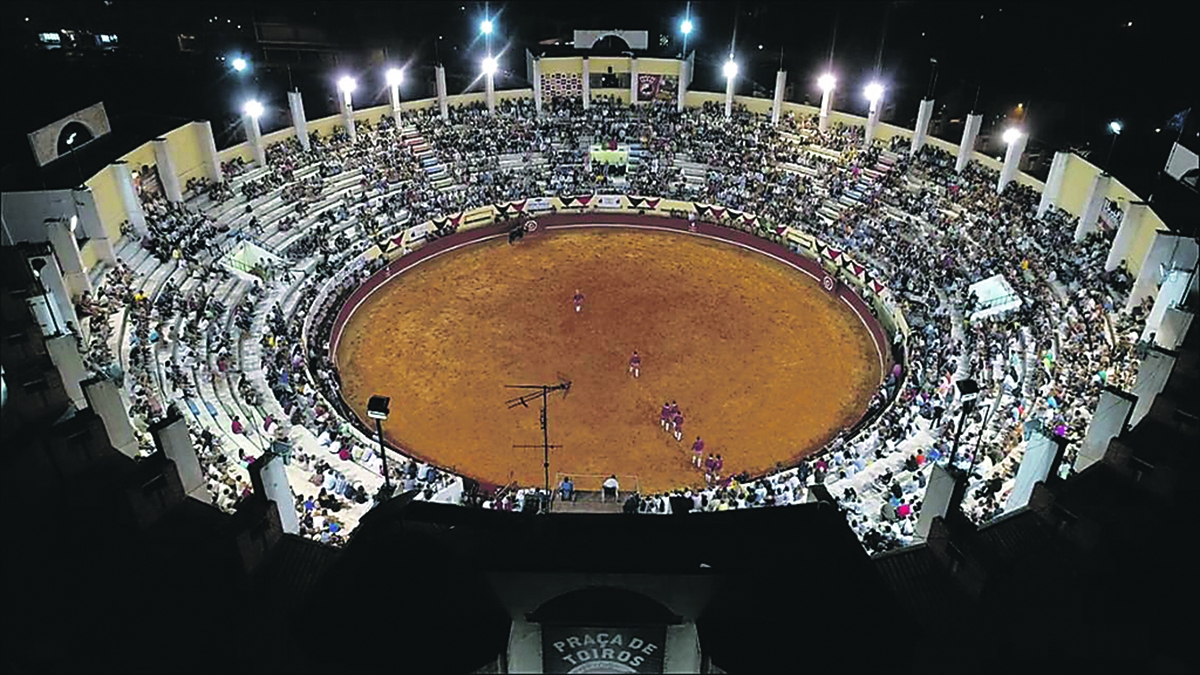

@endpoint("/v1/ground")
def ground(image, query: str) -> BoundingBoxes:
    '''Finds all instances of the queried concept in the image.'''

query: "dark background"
[2,1,1195,198]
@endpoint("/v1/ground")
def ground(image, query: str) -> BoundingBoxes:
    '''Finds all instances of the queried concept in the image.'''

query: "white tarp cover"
[968,274,1022,322]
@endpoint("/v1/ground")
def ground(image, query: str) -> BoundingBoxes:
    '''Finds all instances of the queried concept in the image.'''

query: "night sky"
[2,1,1194,196]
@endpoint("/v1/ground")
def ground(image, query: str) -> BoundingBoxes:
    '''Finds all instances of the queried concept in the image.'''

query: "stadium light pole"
[723,57,738,119]
[818,73,836,132]
[367,395,393,498]
[1105,120,1123,172]
[242,99,266,166]
[386,67,404,129]
[998,127,1027,193]
[680,3,693,57]
[231,57,247,73]
[482,55,498,114]
[863,82,884,149]
[337,75,357,142]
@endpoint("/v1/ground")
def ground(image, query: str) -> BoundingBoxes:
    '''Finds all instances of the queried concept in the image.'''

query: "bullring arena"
[20,52,1193,557]
[333,215,884,493]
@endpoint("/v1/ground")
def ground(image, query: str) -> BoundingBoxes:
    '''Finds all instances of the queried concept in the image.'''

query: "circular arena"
[332,215,885,493]
[37,56,1186,559]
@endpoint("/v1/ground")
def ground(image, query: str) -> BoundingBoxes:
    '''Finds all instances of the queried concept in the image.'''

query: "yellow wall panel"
[733,95,773,115]
[636,58,682,76]
[588,56,630,73]
[119,142,157,173]
[540,57,581,75]
[85,164,126,242]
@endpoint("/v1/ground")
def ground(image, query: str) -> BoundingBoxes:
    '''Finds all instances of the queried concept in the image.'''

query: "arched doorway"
[57,121,95,156]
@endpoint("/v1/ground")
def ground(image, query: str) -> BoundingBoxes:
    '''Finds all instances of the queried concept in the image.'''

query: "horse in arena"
[508,224,526,245]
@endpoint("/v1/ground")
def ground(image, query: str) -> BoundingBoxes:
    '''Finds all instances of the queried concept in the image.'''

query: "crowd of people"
[80,90,1150,553]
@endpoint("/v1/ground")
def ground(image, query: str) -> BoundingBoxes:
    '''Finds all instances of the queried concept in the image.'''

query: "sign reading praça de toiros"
[542,626,666,674]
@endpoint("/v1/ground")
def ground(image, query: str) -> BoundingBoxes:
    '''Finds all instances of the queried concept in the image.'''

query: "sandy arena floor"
[335,227,881,494]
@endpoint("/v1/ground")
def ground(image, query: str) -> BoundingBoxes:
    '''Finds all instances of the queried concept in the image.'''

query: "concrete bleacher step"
[552,492,625,514]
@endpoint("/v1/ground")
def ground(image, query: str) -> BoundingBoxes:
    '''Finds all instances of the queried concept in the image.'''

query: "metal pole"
[542,387,550,498]
[376,417,391,491]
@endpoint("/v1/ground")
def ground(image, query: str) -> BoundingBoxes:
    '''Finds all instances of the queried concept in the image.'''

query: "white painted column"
[288,90,310,151]
[916,463,961,540]
[1130,347,1176,428]
[818,86,834,133]
[250,453,299,534]
[485,71,496,114]
[243,114,266,167]
[1105,202,1148,271]
[1076,388,1135,472]
[388,81,403,129]
[150,411,210,503]
[435,65,449,120]
[997,133,1027,193]
[1142,268,1194,346]
[771,70,787,125]
[911,98,935,156]
[664,624,702,672]
[339,90,357,143]
[194,120,222,184]
[863,98,882,149]
[82,375,138,457]
[582,58,591,110]
[1074,173,1111,242]
[676,58,689,113]
[955,114,983,173]
[47,218,92,300]
[629,57,639,104]
[1037,151,1070,218]
[1128,233,1199,311]
[112,161,148,237]
[152,138,183,203]
[724,72,735,119]
[46,334,88,410]
[73,187,116,265]
[29,253,77,335]
[532,58,543,115]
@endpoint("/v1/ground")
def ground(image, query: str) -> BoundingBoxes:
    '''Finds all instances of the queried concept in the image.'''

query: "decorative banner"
[709,206,726,220]
[542,625,666,674]
[644,198,660,210]
[637,73,663,102]
[847,259,867,282]
[870,278,888,295]
[596,195,624,209]
[449,212,463,227]
[575,195,593,207]
[526,197,555,212]
[822,245,843,263]
[560,196,576,208]
[627,196,645,208]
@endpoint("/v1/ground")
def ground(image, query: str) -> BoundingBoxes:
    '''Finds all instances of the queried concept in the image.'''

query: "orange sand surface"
[336,228,880,493]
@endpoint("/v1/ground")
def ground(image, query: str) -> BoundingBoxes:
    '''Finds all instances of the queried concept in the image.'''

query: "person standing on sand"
[573,289,584,313]
[628,350,641,378]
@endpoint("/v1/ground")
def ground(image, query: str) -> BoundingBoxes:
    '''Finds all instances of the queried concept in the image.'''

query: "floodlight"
[1002,128,1022,145]
[337,76,357,94]
[482,56,498,75]
[480,19,494,35]
[243,100,264,119]
[680,19,693,35]
[232,58,247,72]
[723,59,738,79]
[386,68,404,87]
[1108,120,1123,134]
[818,74,836,92]
[367,395,391,420]
[864,82,884,103]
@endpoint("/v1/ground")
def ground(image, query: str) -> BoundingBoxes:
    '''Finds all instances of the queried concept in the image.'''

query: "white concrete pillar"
[1128,233,1199,312]
[435,65,449,120]
[339,90,357,143]
[582,58,591,110]
[771,70,787,125]
[46,334,88,410]
[29,253,77,335]
[250,453,299,534]
[82,376,138,457]
[150,411,210,503]
[676,58,689,113]
[532,58,543,115]
[47,218,91,300]
[818,86,834,133]
[863,99,882,149]
[196,120,222,184]
[955,114,983,173]
[1077,388,1135,473]
[911,98,935,156]
[629,57,639,104]
[1143,267,1193,346]
[1037,151,1070,218]
[1074,173,1111,242]
[1105,202,1148,271]
[73,187,116,265]
[1130,347,1176,428]
[997,133,1028,193]
[287,90,310,151]
[243,114,266,167]
[389,82,403,130]
[724,72,735,120]
[916,463,962,540]
[112,162,148,237]
[485,72,496,114]
[152,138,183,203]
